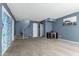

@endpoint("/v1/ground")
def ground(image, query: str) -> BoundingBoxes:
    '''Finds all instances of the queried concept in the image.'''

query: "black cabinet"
[47,32,58,39]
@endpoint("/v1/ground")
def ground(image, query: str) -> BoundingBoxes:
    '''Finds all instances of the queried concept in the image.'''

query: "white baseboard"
[59,38,79,45]
[14,34,23,39]
[2,42,12,56]
[2,45,9,56]
[23,37,41,39]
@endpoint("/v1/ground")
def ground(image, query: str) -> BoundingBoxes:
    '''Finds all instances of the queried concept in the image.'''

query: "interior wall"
[15,21,39,38]
[40,21,45,37]
[40,20,54,37]
[24,22,33,38]
[45,21,53,37]
[15,21,32,37]
[53,11,79,42]
[15,20,41,38]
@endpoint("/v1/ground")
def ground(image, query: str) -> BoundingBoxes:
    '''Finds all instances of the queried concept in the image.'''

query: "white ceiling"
[7,3,79,21]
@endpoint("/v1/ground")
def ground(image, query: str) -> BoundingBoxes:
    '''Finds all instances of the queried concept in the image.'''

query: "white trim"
[12,18,14,41]
[22,37,30,39]
[22,37,43,39]
[14,34,24,39]
[2,6,11,18]
[59,38,79,45]
[2,44,10,56]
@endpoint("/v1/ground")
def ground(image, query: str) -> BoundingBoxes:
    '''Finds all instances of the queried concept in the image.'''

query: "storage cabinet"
[47,32,58,39]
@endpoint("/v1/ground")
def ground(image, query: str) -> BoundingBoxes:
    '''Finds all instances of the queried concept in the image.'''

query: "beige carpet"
[4,38,79,56]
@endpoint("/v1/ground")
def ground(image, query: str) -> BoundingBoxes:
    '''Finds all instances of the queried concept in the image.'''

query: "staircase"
[22,21,32,39]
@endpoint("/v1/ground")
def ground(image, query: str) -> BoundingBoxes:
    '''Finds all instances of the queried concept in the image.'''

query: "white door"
[40,24,43,37]
[33,23,38,37]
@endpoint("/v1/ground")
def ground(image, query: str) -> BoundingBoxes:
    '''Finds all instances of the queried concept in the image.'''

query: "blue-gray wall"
[15,21,31,36]
[40,20,54,37]
[40,20,45,37]
[15,11,79,42]
[15,21,33,37]
[53,12,79,42]
[15,21,40,37]
[45,21,53,37]
[24,24,33,37]
[24,22,33,37]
